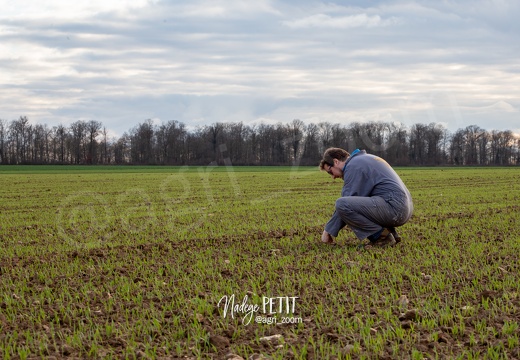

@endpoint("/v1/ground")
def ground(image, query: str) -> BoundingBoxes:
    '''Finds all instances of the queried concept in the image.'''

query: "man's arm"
[320,155,363,243]
[323,210,345,238]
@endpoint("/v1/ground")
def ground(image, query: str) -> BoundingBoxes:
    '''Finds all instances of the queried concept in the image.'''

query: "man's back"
[341,151,411,202]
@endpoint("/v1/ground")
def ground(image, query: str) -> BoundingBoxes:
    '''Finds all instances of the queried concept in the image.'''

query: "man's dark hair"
[319,148,350,170]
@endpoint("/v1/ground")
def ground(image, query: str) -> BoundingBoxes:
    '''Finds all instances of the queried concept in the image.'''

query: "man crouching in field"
[319,148,413,247]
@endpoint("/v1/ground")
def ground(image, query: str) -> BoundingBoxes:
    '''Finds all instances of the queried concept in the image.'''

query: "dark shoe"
[368,229,396,248]
[389,227,402,244]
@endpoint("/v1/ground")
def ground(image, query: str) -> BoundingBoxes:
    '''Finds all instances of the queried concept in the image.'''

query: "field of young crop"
[0,165,519,360]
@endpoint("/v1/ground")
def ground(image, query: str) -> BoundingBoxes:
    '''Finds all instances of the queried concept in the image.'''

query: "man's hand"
[321,230,334,244]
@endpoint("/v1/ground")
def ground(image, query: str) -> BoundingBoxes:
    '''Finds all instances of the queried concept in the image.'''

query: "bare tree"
[114,133,131,164]
[9,116,31,164]
[207,122,225,164]
[70,120,88,164]
[463,125,484,165]
[53,125,68,163]
[386,123,409,166]
[86,120,102,164]
[288,119,306,164]
[130,120,155,164]
[409,123,447,165]
[255,123,274,165]
[302,123,320,165]
[409,123,428,165]
[449,129,465,165]
[32,124,47,164]
[501,130,515,165]
[155,120,187,165]
[274,123,290,165]
[0,119,7,164]
[318,122,334,153]
[330,123,349,150]
[100,127,110,164]
[425,123,446,165]
[223,122,249,165]
[477,130,490,165]
[516,137,520,165]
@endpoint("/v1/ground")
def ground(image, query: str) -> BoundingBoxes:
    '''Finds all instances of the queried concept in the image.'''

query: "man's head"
[319,148,350,179]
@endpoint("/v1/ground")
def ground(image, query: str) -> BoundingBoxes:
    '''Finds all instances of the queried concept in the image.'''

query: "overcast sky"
[1,0,519,137]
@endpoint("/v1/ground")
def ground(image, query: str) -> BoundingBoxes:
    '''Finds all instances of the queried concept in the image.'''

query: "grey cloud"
[0,0,519,135]
[282,13,399,29]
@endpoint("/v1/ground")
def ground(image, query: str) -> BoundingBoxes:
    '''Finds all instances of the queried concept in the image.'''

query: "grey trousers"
[326,195,413,240]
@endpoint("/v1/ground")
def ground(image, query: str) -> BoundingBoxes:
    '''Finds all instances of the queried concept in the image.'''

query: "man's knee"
[335,197,353,214]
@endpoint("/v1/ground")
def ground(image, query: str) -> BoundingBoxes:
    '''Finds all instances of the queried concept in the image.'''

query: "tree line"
[0,116,519,166]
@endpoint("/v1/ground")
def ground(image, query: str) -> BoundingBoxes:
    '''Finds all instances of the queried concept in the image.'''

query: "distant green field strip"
[0,165,315,174]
